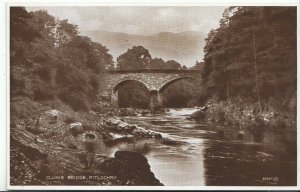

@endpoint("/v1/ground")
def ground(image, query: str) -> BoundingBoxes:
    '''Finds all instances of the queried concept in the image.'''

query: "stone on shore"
[69,122,84,135]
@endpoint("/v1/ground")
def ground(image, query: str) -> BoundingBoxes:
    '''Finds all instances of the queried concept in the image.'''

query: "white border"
[3,0,300,190]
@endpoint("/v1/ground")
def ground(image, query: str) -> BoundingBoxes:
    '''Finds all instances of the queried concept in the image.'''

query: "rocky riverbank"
[188,97,296,132]
[10,102,163,186]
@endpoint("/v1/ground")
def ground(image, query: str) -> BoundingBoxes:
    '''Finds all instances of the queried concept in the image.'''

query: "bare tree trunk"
[272,56,280,99]
[226,78,230,100]
[285,55,288,67]
[252,33,262,112]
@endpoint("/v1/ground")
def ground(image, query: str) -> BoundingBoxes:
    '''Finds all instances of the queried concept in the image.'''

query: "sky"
[25,6,226,66]
[26,6,226,36]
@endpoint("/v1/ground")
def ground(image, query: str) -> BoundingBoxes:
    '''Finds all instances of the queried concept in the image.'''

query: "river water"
[102,108,297,186]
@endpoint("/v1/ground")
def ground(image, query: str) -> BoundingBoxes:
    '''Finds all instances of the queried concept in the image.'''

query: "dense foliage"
[11,7,113,111]
[201,7,296,107]
[116,46,188,71]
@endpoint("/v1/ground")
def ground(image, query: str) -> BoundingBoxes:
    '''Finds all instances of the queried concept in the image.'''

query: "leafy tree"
[181,65,188,70]
[148,57,165,69]
[56,19,79,46]
[191,61,204,70]
[164,60,182,70]
[117,46,151,70]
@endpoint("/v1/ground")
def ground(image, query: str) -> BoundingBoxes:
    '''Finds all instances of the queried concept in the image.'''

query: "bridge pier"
[111,90,119,107]
[149,90,162,112]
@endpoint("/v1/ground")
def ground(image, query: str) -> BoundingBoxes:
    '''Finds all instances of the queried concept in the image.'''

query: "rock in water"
[114,151,150,168]
[117,122,130,130]
[107,117,122,126]
[190,110,207,121]
[100,151,163,185]
[237,130,245,140]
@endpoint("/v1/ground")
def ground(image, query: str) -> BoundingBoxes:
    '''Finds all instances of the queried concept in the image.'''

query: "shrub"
[11,97,46,119]
[59,90,89,112]
[35,65,52,82]
[33,89,55,101]
[11,77,26,97]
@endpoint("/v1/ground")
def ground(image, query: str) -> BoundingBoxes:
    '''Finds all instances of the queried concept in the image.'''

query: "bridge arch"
[110,78,151,107]
[103,69,202,110]
[111,79,150,93]
[158,76,196,92]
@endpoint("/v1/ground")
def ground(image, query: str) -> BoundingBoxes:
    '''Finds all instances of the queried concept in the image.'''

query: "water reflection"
[101,109,296,186]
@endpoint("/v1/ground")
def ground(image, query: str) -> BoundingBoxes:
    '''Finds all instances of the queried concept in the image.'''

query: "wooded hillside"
[201,7,296,106]
[11,7,113,111]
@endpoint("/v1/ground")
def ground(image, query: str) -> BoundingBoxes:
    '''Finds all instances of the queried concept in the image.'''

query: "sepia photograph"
[8,2,298,189]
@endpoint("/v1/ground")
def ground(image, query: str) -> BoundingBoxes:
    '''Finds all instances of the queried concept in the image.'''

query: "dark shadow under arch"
[159,77,199,108]
[159,77,196,93]
[113,80,151,109]
[113,79,150,93]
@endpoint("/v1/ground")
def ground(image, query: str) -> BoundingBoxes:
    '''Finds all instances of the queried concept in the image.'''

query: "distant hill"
[81,30,206,67]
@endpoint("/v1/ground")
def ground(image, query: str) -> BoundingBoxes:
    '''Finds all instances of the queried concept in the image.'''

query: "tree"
[164,60,181,70]
[181,65,188,70]
[117,46,152,70]
[10,7,114,111]
[148,57,165,69]
[201,6,296,104]
[55,19,78,46]
[191,61,204,70]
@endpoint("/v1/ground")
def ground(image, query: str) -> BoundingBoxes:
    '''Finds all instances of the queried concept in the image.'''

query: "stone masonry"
[99,69,201,110]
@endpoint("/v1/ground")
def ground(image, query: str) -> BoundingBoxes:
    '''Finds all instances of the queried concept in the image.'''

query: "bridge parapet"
[107,69,201,74]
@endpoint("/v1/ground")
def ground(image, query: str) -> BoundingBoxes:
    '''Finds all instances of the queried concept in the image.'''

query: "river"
[101,108,297,186]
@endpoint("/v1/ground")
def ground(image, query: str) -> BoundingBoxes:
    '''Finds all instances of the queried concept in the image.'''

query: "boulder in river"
[255,151,275,162]
[107,117,122,126]
[237,130,245,140]
[190,110,207,121]
[100,151,163,185]
[117,122,130,130]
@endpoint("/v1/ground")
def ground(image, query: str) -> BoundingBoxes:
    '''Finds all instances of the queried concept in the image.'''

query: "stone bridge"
[100,69,201,110]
